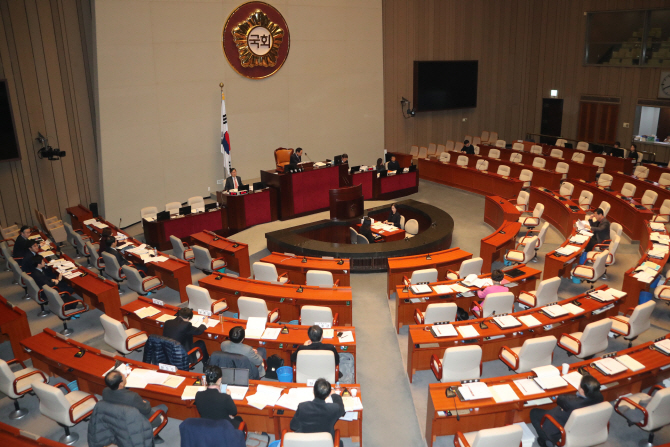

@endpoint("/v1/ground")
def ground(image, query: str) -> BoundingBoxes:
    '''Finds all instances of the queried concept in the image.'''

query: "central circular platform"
[265,200,454,272]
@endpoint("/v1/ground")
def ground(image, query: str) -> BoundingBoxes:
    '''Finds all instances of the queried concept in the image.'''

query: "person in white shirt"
[224,168,244,191]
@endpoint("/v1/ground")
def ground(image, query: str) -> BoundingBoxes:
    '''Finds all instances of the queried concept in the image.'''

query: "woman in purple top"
[473,270,507,313]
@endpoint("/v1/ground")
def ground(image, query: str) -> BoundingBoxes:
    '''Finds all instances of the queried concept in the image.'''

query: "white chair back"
[122,266,145,294]
[610,223,622,237]
[580,318,613,357]
[405,219,418,235]
[480,131,489,143]
[634,165,649,179]
[283,432,334,447]
[509,153,522,164]
[645,387,670,430]
[253,261,280,283]
[237,297,269,320]
[169,235,190,260]
[101,252,124,282]
[571,152,585,163]
[519,236,538,263]
[300,306,334,327]
[495,140,506,148]
[520,169,533,185]
[427,143,437,156]
[481,292,514,318]
[186,284,214,313]
[497,165,511,176]
[475,159,488,171]
[410,268,438,284]
[530,145,543,155]
[100,314,131,354]
[576,141,589,151]
[598,201,611,217]
[436,144,445,155]
[550,149,563,158]
[439,152,450,163]
[597,174,613,188]
[295,351,336,383]
[440,346,482,382]
[454,142,464,152]
[357,234,370,244]
[626,300,655,338]
[515,191,529,211]
[424,303,457,324]
[141,207,157,220]
[488,132,498,142]
[193,245,214,272]
[165,202,181,214]
[621,182,636,198]
[555,162,569,178]
[591,250,609,279]
[445,140,455,151]
[517,336,558,372]
[532,157,546,169]
[658,172,670,186]
[457,155,469,167]
[418,147,428,159]
[555,138,567,147]
[409,145,419,158]
[578,191,593,210]
[512,142,524,151]
[32,381,74,426]
[349,227,359,244]
[472,136,481,145]
[534,277,561,307]
[562,402,613,447]
[306,270,335,287]
[488,149,500,159]
[641,190,658,208]
[559,182,574,198]
[593,157,606,172]
[468,425,523,447]
[459,257,483,277]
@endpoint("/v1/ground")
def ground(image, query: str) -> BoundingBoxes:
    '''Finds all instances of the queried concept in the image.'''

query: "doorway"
[540,99,564,144]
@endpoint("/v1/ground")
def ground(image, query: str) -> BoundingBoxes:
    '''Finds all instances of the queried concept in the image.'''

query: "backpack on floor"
[456,306,469,321]
[265,355,284,380]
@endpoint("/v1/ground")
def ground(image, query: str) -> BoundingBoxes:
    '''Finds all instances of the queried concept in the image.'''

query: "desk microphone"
[304,152,313,162]
[119,217,122,229]
[446,386,460,421]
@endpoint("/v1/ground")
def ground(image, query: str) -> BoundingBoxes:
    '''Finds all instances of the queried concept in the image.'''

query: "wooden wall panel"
[383,0,670,154]
[0,0,97,229]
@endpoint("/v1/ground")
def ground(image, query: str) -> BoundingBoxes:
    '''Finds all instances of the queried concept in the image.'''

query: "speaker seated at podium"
[224,168,245,192]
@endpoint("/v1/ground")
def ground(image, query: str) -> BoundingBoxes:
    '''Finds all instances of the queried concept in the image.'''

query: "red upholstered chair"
[275,148,294,172]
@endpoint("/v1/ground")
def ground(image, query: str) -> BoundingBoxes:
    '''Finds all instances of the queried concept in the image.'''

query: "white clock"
[660,71,670,99]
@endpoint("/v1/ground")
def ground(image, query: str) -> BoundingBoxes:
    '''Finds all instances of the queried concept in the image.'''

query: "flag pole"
[220,82,232,179]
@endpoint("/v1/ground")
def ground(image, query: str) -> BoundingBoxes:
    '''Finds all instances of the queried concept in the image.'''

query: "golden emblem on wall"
[222,2,290,79]
[232,11,284,68]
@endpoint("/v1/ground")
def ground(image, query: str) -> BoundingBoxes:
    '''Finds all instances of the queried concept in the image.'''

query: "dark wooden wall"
[0,0,98,229]
[383,0,670,153]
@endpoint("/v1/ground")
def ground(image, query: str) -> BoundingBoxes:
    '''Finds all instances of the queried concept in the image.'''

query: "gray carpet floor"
[0,179,669,447]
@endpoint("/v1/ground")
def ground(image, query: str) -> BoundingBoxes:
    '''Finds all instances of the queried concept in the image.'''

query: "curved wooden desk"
[609,171,670,207]
[198,275,353,326]
[260,252,351,286]
[329,184,364,220]
[543,229,591,280]
[643,163,670,183]
[481,196,522,273]
[189,230,251,278]
[66,204,94,231]
[407,285,622,380]
[622,221,670,309]
[418,158,524,199]
[0,295,31,361]
[394,264,541,333]
[387,248,473,299]
[425,334,670,446]
[122,297,356,378]
[143,208,227,251]
[528,187,586,238]
[569,179,653,241]
[477,144,598,182]
[0,422,65,447]
[21,329,363,442]
[548,144,634,175]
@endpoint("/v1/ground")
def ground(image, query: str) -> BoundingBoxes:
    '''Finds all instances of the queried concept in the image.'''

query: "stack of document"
[261,327,281,340]
[634,261,661,283]
[650,222,667,232]
[338,331,355,343]
[371,222,398,233]
[542,305,569,318]
[83,218,97,226]
[125,369,185,389]
[514,378,544,396]
[450,284,471,294]
[589,289,616,302]
[246,385,283,410]
[648,246,669,259]
[156,314,176,323]
[64,271,82,280]
[114,233,128,241]
[92,221,109,229]
[593,358,627,375]
[134,306,160,319]
[322,329,335,339]
[146,255,169,263]
[431,324,457,337]
[49,259,77,274]
[561,303,584,315]
[654,338,670,354]
[651,233,670,245]
[314,162,327,167]
[456,325,480,338]
[490,384,519,403]
[569,234,590,244]
[555,245,581,256]
[228,385,249,401]
[410,284,432,294]
[532,365,568,390]
[518,315,542,328]
[181,386,205,400]
[245,317,266,339]
[276,387,318,411]
[576,220,590,231]
[190,315,220,328]
[493,315,522,329]
[615,355,645,372]
[578,229,593,237]
[562,371,583,390]
[342,396,364,411]
[458,382,493,401]
[433,285,454,295]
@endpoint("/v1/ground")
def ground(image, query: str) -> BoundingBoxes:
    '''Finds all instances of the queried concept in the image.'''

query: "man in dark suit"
[290,147,303,165]
[387,155,400,172]
[290,378,345,445]
[20,240,40,272]
[13,225,32,258]
[163,307,210,364]
[224,168,244,191]
[194,365,242,428]
[31,255,77,306]
[461,139,475,154]
[530,374,603,447]
[585,208,611,252]
[291,325,340,377]
[102,236,147,273]
[102,370,168,429]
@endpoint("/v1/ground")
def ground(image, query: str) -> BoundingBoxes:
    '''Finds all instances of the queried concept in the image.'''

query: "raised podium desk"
[0,295,31,361]
[481,196,522,273]
[217,188,278,231]
[143,207,227,251]
[372,170,419,200]
[189,231,251,278]
[199,274,353,326]
[260,252,351,286]
[66,204,94,231]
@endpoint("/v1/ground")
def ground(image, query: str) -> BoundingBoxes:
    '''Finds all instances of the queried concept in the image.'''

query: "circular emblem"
[222,2,290,79]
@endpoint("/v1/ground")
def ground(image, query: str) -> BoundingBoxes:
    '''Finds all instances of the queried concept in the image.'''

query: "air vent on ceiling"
[638,98,670,107]
[580,95,620,104]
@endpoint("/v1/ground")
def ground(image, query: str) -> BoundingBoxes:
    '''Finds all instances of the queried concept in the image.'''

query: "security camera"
[36,132,66,161]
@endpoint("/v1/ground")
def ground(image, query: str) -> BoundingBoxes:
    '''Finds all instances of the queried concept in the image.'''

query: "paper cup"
[562,363,569,375]
[351,389,358,397]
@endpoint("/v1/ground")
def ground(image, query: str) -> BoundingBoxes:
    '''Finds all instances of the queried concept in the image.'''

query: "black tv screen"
[0,80,20,162]
[413,61,478,112]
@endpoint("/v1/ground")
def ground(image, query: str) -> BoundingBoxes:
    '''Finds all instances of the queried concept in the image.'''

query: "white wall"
[94,0,384,224]
[638,106,661,136]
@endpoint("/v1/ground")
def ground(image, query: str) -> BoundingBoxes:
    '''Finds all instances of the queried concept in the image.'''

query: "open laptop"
[204,203,218,212]
[253,181,265,191]
[156,211,171,221]
[334,155,342,165]
[220,367,249,387]
[239,184,250,192]
[178,205,191,216]
[350,165,361,173]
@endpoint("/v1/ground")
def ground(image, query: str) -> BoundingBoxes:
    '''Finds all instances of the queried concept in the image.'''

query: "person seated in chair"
[98,228,114,253]
[224,168,244,191]
[384,203,402,228]
[290,147,303,165]
[341,153,348,164]
[102,236,147,274]
[387,155,400,172]
[461,139,475,154]
[290,378,345,446]
[102,370,168,429]
[163,307,210,364]
[195,365,243,429]
[584,208,610,253]
[530,374,603,447]
[359,217,375,243]
[376,158,385,170]
[291,325,341,378]
[20,240,40,273]
[31,255,79,310]
[472,269,508,315]
[220,326,266,378]
[13,225,32,258]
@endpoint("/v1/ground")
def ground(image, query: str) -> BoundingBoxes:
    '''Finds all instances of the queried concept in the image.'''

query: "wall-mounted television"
[0,80,20,162]
[413,61,478,112]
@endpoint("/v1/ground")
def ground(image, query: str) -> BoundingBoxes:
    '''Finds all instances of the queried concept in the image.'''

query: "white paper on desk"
[431,324,457,337]
[589,290,615,302]
[471,277,493,289]
[275,394,300,411]
[227,386,249,401]
[410,284,432,294]
[563,371,583,390]
[340,411,359,421]
[578,230,593,237]
[83,218,97,225]
[457,325,480,338]
[570,234,589,244]
[493,315,522,328]
[576,220,590,231]
[342,396,363,411]
[117,242,133,250]
[650,222,667,231]
[262,328,281,340]
[155,314,176,323]
[161,376,186,388]
[246,385,283,409]
[450,284,471,293]
[514,379,544,396]
[562,303,584,315]
[102,363,133,377]
[634,270,655,283]
[181,386,205,400]
[555,245,580,256]
[534,375,568,390]
[432,285,454,294]
[594,358,627,375]
[542,305,569,318]
[616,355,645,372]
[655,339,670,354]
[462,274,480,286]
[64,271,82,279]
[338,331,354,343]
[606,288,627,298]
[409,298,422,303]
[124,375,149,389]
[322,329,335,339]
[92,222,109,229]
[245,317,266,339]
[458,382,492,401]
[518,315,542,328]
[40,250,55,257]
[135,306,160,319]
[146,256,169,263]
[490,384,518,403]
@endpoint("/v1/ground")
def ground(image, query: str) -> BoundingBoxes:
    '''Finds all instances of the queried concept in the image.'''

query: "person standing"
[13,225,32,258]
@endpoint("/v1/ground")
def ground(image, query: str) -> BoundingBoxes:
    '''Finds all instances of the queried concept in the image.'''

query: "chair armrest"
[268,308,280,323]
[445,269,458,280]
[54,382,71,393]
[142,276,163,292]
[572,265,594,279]
[238,421,248,439]
[335,364,339,380]
[541,414,566,446]
[414,309,424,325]
[615,396,648,427]
[453,431,471,447]
[560,333,582,355]
[624,307,636,317]
[650,384,665,395]
[609,316,631,336]
[69,394,98,424]
[333,279,340,287]
[333,313,339,326]
[211,257,226,270]
[593,243,609,251]
[333,429,340,447]
[281,429,288,447]
[403,275,411,285]
[187,346,204,368]
[181,241,191,248]
[6,358,26,369]
[430,354,442,380]
[517,290,536,307]
[121,321,129,329]
[211,298,229,313]
[277,272,289,283]
[499,346,519,370]
[149,408,168,436]
[13,370,48,396]
[126,331,148,352]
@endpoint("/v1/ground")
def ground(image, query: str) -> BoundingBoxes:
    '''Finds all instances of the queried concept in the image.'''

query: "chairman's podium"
[217,187,278,232]
[330,184,364,220]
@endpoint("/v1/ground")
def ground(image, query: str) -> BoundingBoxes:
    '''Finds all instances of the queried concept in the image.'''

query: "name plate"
[152,299,164,306]
[306,379,316,386]
[315,321,332,329]
[159,363,177,372]
[198,309,212,317]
